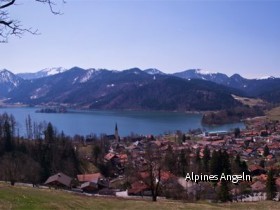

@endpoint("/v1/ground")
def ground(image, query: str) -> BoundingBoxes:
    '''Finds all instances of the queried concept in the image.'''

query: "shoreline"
[0,102,209,115]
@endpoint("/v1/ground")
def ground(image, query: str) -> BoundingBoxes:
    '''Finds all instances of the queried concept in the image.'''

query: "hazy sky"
[1,0,280,78]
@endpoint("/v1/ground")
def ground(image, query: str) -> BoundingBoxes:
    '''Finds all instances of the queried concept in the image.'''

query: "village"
[41,116,280,203]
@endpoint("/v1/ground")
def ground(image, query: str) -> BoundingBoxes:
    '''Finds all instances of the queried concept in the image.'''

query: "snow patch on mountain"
[17,67,67,80]
[79,69,100,83]
[257,76,276,80]
[72,77,79,84]
[192,69,218,75]
[144,68,165,75]
[0,69,22,88]
[40,67,67,76]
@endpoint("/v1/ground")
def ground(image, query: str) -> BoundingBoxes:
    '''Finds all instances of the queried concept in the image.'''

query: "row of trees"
[164,146,245,201]
[0,113,81,185]
[202,106,265,125]
[164,146,248,178]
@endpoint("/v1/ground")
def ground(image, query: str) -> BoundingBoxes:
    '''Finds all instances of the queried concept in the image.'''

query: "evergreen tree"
[259,160,265,168]
[210,150,220,187]
[266,170,277,200]
[195,148,202,174]
[244,140,250,149]
[202,146,210,173]
[218,179,231,202]
[182,134,186,142]
[221,150,231,175]
[263,145,270,157]
[44,123,54,144]
[210,150,228,177]
[232,154,242,174]
[92,144,101,165]
[3,120,13,152]
[164,145,176,172]
[178,149,188,177]
[210,150,219,174]
[240,161,249,175]
[234,127,241,138]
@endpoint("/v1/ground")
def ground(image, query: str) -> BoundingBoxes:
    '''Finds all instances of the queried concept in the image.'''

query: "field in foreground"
[0,184,280,210]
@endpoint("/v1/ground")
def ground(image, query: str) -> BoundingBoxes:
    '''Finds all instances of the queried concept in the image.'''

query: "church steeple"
[115,123,119,142]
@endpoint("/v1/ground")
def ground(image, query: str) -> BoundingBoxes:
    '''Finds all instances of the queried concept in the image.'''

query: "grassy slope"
[1,184,280,210]
[231,95,267,107]
[266,106,280,121]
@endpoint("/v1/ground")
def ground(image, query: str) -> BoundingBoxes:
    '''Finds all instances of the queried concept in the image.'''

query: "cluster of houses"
[44,172,110,194]
[44,117,280,201]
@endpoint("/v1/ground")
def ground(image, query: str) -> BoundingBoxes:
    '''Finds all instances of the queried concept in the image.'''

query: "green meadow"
[0,183,279,210]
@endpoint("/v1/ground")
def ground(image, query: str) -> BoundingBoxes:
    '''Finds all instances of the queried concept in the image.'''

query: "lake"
[0,107,245,137]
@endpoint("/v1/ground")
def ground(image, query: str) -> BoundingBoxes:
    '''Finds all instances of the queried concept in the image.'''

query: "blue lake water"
[0,107,245,137]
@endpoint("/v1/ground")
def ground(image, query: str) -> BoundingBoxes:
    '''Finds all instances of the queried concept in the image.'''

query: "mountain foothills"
[0,67,279,111]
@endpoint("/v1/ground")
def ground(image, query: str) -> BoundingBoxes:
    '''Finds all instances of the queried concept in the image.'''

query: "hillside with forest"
[1,67,280,113]
[1,67,244,111]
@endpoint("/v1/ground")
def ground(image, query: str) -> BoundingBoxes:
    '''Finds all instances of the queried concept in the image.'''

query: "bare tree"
[143,147,164,201]
[0,0,65,42]
[0,152,41,185]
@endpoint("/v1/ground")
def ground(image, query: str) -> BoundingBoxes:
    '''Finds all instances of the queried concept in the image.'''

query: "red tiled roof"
[77,173,104,182]
[255,174,267,182]
[140,171,149,180]
[266,154,273,160]
[248,165,264,172]
[117,154,128,163]
[139,171,174,181]
[104,153,116,161]
[246,148,253,153]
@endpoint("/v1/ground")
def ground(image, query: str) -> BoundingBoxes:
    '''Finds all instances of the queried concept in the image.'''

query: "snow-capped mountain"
[17,67,67,80]
[0,69,23,96]
[0,69,21,86]
[2,66,280,106]
[40,67,67,76]
[7,66,242,111]
[144,68,165,75]
[173,69,229,84]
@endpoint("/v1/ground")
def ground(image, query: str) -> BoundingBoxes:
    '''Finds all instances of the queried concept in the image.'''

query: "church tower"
[115,123,119,142]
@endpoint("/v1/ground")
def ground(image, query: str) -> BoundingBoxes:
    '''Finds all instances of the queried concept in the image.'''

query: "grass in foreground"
[0,183,280,210]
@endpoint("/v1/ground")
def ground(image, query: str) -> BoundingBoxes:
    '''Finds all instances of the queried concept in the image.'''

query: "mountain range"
[0,67,279,111]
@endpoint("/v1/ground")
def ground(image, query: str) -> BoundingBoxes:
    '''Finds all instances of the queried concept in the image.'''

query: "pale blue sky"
[1,0,280,78]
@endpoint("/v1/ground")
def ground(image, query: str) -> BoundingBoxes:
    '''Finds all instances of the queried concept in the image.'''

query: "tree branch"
[0,0,64,42]
[0,18,39,43]
[35,0,64,15]
[0,0,16,9]
[0,20,12,26]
